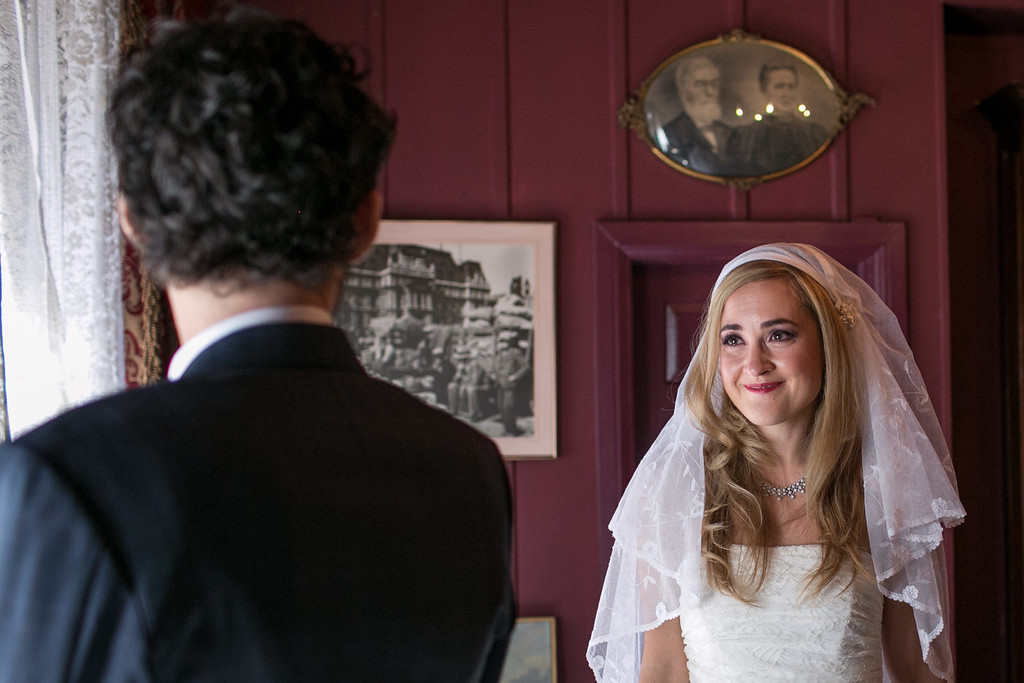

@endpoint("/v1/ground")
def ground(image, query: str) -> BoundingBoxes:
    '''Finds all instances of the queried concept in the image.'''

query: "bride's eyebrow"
[760,318,797,328]
[719,318,797,334]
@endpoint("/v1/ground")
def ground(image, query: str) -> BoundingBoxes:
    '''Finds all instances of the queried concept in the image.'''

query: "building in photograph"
[340,244,491,334]
[339,243,535,438]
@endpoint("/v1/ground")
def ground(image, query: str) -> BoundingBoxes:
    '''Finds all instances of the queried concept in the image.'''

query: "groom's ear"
[349,190,382,262]
[117,194,141,247]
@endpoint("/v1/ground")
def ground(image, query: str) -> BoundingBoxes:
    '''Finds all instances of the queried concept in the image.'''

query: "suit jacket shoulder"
[2,323,514,681]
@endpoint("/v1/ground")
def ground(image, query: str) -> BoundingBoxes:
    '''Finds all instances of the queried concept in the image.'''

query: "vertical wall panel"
[382,0,510,219]
[623,0,747,218]
[743,0,848,219]
[848,0,950,424]
[505,0,620,678]
[746,0,842,71]
[246,0,372,45]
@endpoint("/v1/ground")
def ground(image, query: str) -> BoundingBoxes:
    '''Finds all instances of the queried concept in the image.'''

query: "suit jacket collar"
[181,323,364,379]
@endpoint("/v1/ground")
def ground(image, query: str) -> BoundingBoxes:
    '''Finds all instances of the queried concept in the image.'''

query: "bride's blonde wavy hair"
[684,260,870,601]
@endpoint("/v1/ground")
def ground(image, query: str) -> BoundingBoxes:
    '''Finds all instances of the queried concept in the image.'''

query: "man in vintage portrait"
[658,55,736,175]
[494,330,530,437]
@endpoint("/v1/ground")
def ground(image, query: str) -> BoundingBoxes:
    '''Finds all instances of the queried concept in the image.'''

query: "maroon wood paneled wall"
[233,0,1018,679]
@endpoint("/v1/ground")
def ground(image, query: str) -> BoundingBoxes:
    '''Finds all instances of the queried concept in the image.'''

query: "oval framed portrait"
[618,29,874,189]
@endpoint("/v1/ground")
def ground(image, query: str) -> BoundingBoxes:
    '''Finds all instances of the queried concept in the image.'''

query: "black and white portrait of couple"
[640,35,845,181]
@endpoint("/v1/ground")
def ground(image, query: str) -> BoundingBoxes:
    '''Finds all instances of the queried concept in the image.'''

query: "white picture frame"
[339,220,557,459]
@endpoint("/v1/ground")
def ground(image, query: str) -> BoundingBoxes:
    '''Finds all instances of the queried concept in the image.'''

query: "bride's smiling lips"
[745,382,783,393]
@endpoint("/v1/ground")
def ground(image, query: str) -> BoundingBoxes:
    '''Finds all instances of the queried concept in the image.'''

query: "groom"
[0,11,514,681]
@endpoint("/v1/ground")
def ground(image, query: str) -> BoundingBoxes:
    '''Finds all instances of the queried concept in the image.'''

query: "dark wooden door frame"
[979,84,1024,683]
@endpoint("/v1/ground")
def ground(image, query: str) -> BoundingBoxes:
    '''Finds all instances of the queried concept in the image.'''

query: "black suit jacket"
[0,324,515,682]
[658,110,736,175]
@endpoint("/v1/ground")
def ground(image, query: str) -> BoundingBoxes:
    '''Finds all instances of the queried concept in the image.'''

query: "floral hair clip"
[836,299,860,328]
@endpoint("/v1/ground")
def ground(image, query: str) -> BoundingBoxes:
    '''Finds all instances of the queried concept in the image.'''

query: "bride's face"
[718,278,824,443]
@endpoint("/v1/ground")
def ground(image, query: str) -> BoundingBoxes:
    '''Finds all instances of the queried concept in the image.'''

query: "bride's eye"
[721,333,743,346]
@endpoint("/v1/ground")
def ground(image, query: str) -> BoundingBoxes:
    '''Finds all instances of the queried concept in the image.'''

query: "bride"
[587,244,964,682]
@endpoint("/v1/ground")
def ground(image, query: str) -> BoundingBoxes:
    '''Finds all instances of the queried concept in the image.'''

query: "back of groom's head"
[109,10,395,289]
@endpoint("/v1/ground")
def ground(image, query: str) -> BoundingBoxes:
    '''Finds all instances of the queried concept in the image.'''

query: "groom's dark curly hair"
[109,9,395,287]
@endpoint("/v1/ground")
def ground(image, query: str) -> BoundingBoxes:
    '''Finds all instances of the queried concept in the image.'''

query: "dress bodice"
[679,544,883,682]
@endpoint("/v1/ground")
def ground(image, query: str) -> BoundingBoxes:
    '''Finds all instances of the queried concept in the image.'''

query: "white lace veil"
[587,243,965,682]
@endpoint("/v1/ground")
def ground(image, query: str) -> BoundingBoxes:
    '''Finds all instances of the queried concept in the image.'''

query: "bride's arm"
[638,617,690,683]
[881,597,943,682]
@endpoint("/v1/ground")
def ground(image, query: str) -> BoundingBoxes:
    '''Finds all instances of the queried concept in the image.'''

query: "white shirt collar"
[167,305,333,381]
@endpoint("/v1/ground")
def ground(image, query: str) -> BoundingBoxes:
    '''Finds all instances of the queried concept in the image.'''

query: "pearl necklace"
[760,475,806,502]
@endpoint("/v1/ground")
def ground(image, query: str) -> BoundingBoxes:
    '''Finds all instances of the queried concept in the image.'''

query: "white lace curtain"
[0,0,124,439]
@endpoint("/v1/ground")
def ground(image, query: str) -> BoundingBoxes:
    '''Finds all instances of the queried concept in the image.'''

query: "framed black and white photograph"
[618,29,874,188]
[338,220,557,459]
[499,617,557,683]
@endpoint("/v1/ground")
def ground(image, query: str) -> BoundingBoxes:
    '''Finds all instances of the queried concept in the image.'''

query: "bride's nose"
[743,343,774,375]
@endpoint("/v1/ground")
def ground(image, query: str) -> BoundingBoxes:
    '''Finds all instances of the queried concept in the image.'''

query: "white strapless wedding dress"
[679,545,884,682]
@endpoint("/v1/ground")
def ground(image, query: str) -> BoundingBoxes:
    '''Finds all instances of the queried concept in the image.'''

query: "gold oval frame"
[618,29,874,190]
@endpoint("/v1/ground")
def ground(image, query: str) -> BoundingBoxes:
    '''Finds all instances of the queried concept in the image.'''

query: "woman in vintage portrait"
[588,243,964,681]
[731,64,830,175]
